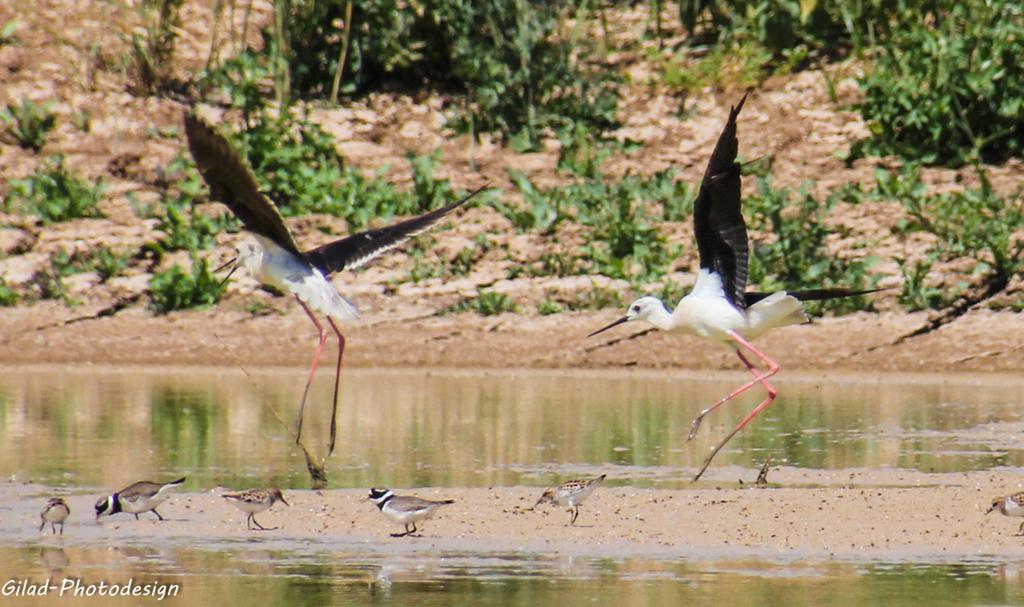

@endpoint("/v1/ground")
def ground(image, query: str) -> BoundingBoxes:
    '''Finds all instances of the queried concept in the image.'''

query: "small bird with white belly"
[535,474,606,525]
[987,491,1024,535]
[588,94,879,481]
[95,477,186,522]
[368,488,455,538]
[39,498,70,535]
[222,488,289,531]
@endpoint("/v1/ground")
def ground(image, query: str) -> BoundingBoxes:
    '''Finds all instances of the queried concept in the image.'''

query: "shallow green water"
[3,544,1023,606]
[3,367,1024,605]
[1,367,1022,490]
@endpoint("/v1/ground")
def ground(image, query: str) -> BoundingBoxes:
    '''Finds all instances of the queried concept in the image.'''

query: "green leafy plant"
[537,297,567,315]
[0,19,18,46]
[149,257,226,313]
[879,164,1024,306]
[0,277,17,307]
[445,288,517,316]
[897,254,952,312]
[92,247,132,282]
[127,0,185,94]
[4,157,104,224]
[855,0,1024,166]
[259,0,618,145]
[1,98,56,152]
[744,175,878,313]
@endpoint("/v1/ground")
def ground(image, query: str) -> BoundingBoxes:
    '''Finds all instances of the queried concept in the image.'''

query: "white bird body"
[95,477,186,521]
[184,110,485,455]
[588,95,877,481]
[633,270,807,344]
[368,488,455,537]
[242,235,359,322]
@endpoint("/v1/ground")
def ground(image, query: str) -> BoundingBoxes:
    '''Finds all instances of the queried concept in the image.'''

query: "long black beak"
[214,256,237,273]
[587,316,629,338]
[215,257,238,289]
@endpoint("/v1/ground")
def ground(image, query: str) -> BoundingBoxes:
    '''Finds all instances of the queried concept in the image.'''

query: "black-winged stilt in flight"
[183,109,485,455]
[588,94,878,481]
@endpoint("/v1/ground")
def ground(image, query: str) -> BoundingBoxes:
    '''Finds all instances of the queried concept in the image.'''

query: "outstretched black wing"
[743,287,885,306]
[305,184,488,275]
[183,109,303,257]
[692,94,749,309]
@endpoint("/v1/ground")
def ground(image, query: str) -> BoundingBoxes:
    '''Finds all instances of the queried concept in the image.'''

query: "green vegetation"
[4,157,104,224]
[855,0,1024,166]
[211,0,618,146]
[445,288,517,316]
[127,0,184,94]
[496,169,691,285]
[0,19,17,46]
[1,98,56,152]
[149,257,226,313]
[224,106,475,229]
[49,246,131,283]
[876,165,1024,309]
[743,174,878,313]
[0,277,17,307]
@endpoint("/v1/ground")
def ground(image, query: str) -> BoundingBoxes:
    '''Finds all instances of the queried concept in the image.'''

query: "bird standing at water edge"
[222,488,289,531]
[95,477,186,521]
[987,491,1024,535]
[588,95,879,481]
[184,109,486,455]
[40,498,70,534]
[367,487,455,537]
[535,474,606,525]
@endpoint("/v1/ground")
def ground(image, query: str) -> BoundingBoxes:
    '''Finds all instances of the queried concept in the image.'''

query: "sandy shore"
[1,305,1024,374]
[10,468,1024,562]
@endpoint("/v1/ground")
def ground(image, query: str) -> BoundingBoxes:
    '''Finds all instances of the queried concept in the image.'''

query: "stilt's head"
[588,296,670,337]
[214,240,263,288]
[235,240,263,276]
[269,488,289,507]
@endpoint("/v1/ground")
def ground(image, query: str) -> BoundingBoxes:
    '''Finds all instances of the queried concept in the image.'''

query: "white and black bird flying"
[184,110,487,455]
[588,95,879,481]
[94,477,186,521]
[367,487,455,537]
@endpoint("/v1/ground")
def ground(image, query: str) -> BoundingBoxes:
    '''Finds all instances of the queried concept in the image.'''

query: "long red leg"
[326,317,346,455]
[692,330,780,481]
[688,348,775,440]
[295,296,328,444]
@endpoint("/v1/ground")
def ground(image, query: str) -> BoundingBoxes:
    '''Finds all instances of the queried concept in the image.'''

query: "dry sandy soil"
[10,468,1024,561]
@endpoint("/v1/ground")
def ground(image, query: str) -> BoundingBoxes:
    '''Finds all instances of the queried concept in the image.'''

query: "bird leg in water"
[688,348,776,440]
[295,297,329,445]
[692,330,779,481]
[326,317,346,456]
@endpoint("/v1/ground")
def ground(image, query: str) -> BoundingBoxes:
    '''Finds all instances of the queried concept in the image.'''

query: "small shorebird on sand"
[40,498,70,534]
[222,488,289,531]
[95,477,186,521]
[535,474,606,525]
[368,488,455,538]
[987,491,1024,535]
